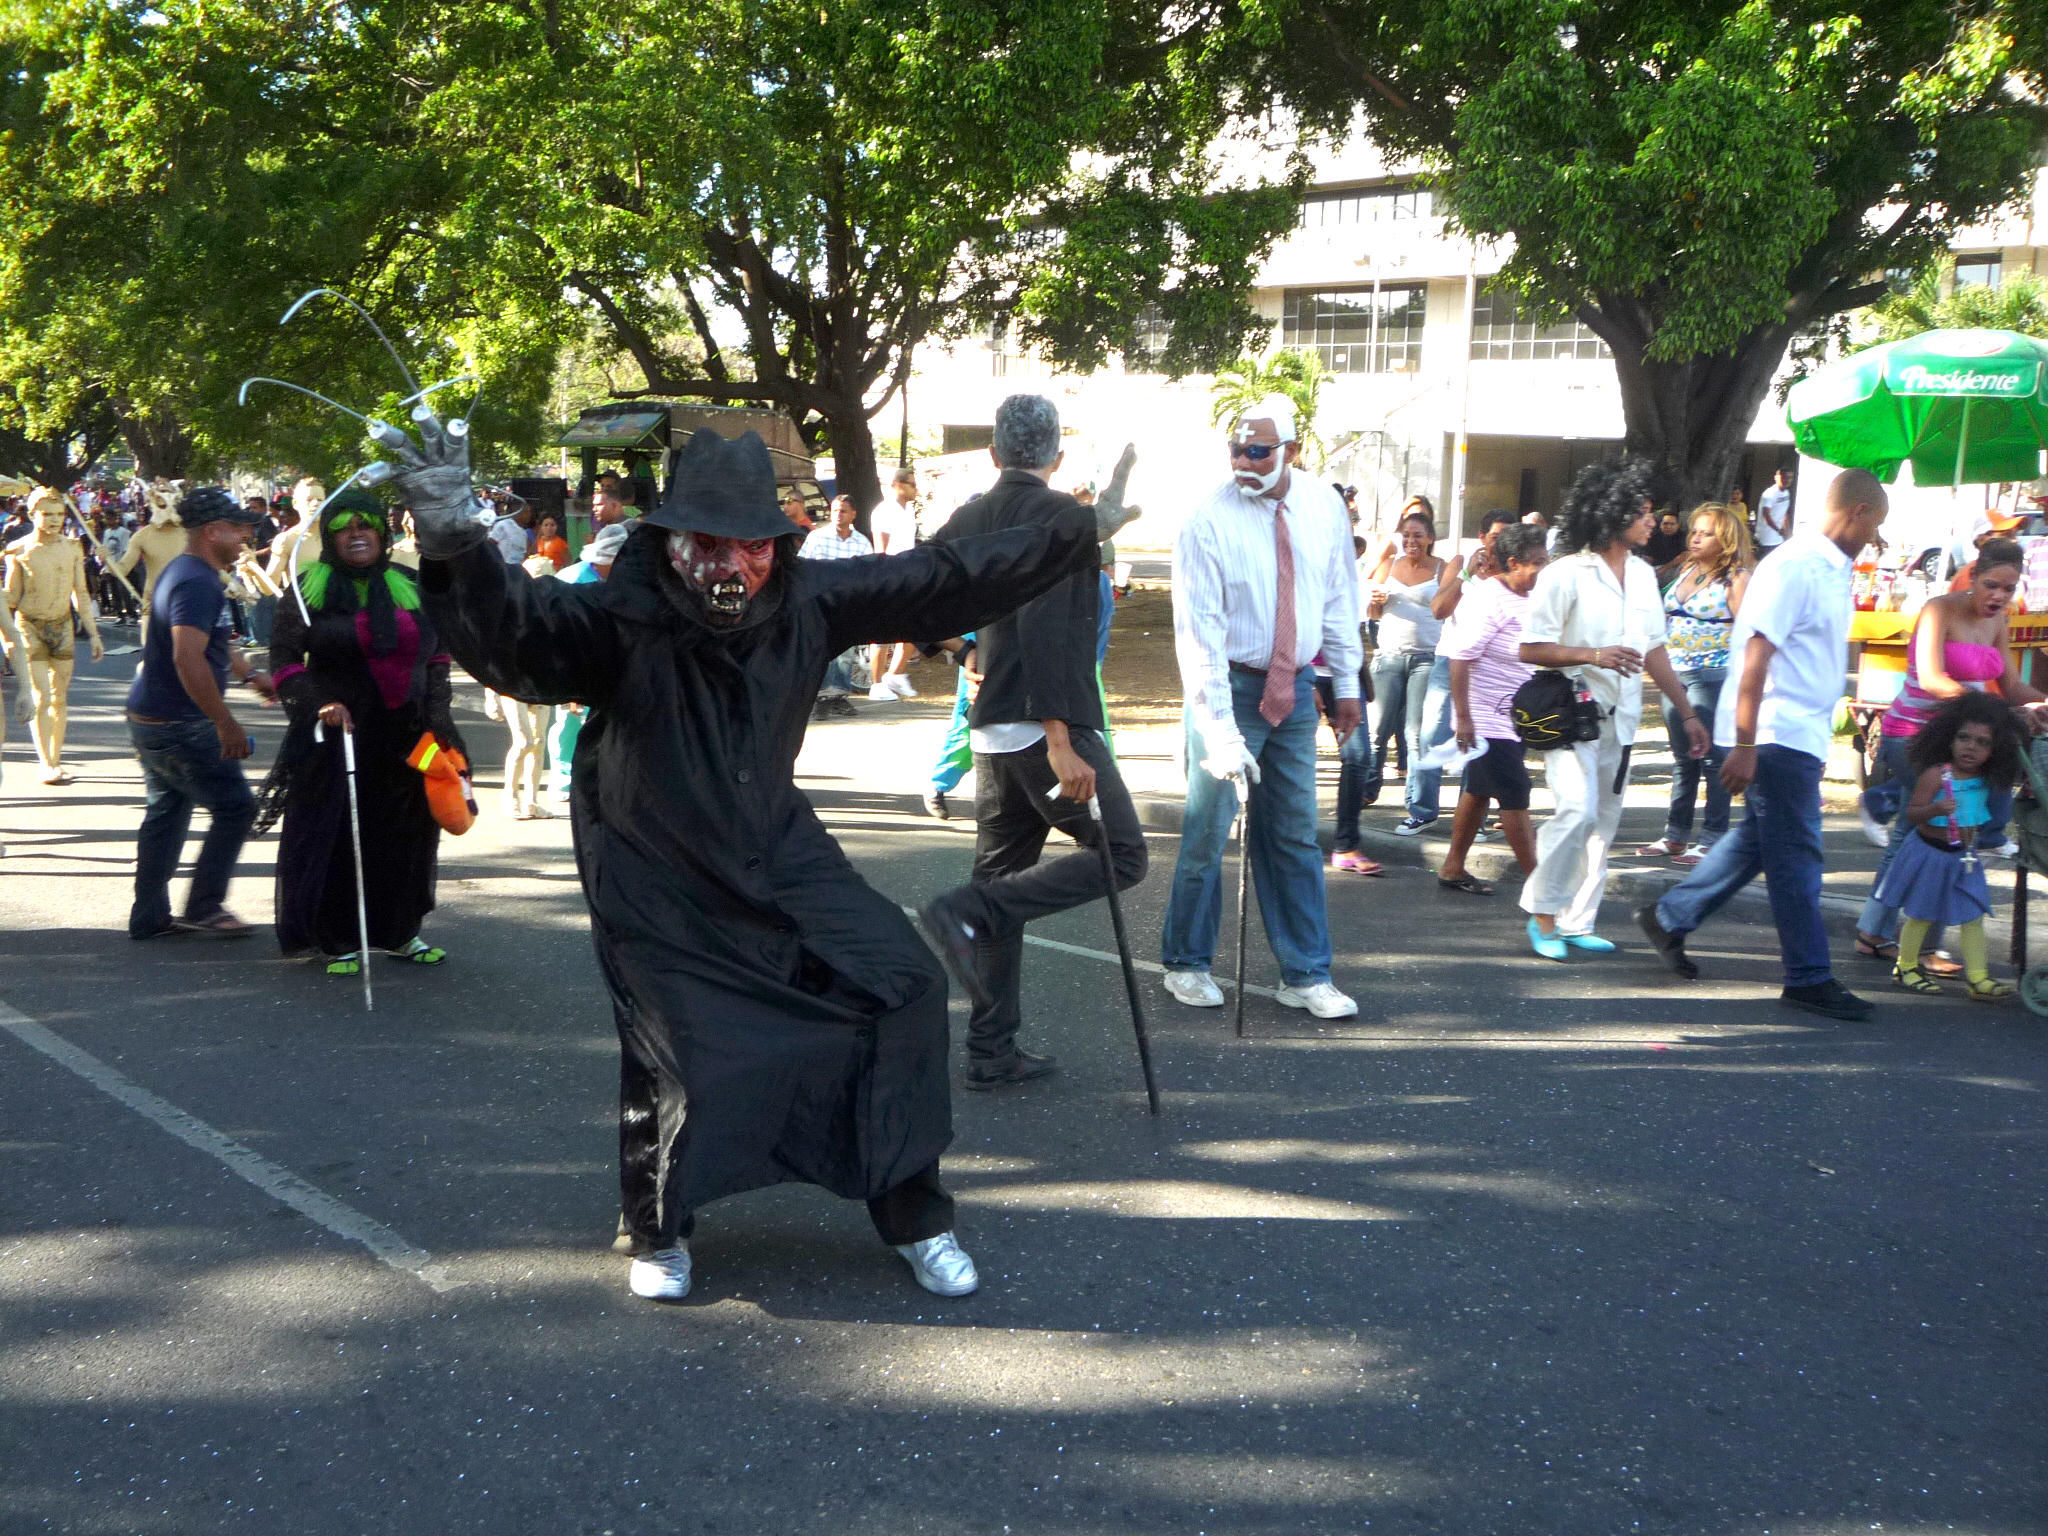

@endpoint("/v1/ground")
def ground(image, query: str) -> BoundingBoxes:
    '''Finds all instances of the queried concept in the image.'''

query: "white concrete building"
[903,139,2048,553]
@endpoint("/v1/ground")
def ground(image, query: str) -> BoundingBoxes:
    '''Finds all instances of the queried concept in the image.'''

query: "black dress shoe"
[1635,902,1698,980]
[1781,979,1875,1021]
[965,1050,1059,1091]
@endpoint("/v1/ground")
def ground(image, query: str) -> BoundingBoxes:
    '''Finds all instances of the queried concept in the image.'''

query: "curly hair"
[1684,503,1754,582]
[1555,458,1659,555]
[1907,690,2024,793]
[1493,522,1549,569]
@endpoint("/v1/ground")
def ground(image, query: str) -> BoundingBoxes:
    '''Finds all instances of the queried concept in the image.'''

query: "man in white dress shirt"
[1160,394,1362,1020]
[1755,467,1793,549]
[1639,468,1888,1020]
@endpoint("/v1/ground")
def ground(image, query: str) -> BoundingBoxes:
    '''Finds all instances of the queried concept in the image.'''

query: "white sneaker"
[867,682,897,701]
[1163,969,1225,1008]
[628,1243,692,1300]
[885,673,918,698]
[1275,981,1358,1019]
[1858,802,1889,848]
[895,1231,978,1296]
[1990,837,2021,858]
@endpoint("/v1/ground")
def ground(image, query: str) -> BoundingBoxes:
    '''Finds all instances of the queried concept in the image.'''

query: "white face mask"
[1234,456,1287,497]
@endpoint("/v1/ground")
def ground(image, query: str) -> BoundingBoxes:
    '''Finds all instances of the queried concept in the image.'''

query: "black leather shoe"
[1635,903,1698,980]
[965,1050,1059,1091]
[1781,979,1875,1021]
[917,892,995,1013]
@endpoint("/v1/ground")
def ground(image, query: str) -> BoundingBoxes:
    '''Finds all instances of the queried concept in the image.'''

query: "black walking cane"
[1233,773,1251,1038]
[1050,783,1160,1114]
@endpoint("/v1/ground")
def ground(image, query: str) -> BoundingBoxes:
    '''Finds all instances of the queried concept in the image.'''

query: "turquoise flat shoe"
[1527,919,1568,962]
[1561,932,1617,953]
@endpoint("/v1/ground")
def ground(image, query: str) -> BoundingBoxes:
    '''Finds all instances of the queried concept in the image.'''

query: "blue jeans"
[1656,744,1832,988]
[1367,648,1438,822]
[1162,669,1334,986]
[821,648,867,698]
[1413,653,1452,821]
[129,717,257,937]
[1661,667,1730,846]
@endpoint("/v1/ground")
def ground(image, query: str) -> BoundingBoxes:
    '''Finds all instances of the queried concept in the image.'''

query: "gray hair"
[992,394,1061,470]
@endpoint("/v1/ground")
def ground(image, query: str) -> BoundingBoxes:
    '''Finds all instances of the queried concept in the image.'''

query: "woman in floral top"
[1640,504,1753,865]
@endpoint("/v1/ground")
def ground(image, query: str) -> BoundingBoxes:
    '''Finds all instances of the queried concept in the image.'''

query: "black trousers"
[955,728,1147,1065]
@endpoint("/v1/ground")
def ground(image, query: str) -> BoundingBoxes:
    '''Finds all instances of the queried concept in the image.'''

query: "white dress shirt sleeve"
[1518,559,1573,648]
[1319,505,1362,697]
[1172,514,1241,750]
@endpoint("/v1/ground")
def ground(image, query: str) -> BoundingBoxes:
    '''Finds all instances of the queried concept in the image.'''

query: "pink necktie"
[1259,501,1297,726]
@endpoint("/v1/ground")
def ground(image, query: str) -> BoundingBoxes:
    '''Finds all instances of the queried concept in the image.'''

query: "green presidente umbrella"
[1787,327,2048,486]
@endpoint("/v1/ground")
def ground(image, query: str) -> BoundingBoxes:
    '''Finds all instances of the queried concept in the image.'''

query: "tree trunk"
[119,403,194,482]
[1604,321,1795,513]
[823,404,883,525]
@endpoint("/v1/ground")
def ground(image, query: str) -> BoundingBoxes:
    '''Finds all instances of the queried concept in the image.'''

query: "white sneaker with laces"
[628,1243,692,1300]
[1392,816,1433,837]
[1858,802,1890,848]
[885,673,918,698]
[1990,837,2022,858]
[895,1231,978,1296]
[867,682,897,701]
[1275,981,1359,1019]
[1163,969,1225,1008]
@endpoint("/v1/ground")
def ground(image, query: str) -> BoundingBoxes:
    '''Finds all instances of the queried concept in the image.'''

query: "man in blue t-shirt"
[125,486,275,940]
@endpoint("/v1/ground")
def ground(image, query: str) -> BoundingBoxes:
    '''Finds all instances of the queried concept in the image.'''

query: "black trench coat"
[419,503,1099,1245]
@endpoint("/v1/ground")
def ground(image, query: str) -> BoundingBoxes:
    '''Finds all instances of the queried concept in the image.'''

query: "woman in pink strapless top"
[1857,539,2046,960]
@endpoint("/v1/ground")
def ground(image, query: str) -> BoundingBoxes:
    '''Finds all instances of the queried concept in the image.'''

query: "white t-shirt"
[870,496,917,555]
[1756,485,1793,546]
[1712,531,1852,763]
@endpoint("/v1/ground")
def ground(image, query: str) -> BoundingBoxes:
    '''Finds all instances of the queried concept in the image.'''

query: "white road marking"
[0,1001,459,1293]
[899,906,1281,1000]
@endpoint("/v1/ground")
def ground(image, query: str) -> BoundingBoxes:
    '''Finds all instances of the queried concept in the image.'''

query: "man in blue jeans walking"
[1637,469,1890,1021]
[1161,394,1362,1020]
[126,487,275,940]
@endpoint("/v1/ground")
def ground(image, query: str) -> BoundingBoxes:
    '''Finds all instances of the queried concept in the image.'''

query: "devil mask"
[668,531,777,623]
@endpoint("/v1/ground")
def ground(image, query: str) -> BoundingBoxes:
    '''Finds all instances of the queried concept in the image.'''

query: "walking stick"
[316,719,375,1012]
[1087,794,1160,1115]
[1233,773,1251,1039]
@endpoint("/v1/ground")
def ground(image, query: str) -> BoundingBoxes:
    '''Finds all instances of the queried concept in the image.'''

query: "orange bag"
[407,733,478,835]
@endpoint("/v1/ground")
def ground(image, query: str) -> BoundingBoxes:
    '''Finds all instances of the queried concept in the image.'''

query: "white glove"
[1198,733,1261,785]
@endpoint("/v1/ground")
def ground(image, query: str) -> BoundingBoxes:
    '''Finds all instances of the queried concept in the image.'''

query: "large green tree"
[419,0,1298,510]
[1241,0,2048,508]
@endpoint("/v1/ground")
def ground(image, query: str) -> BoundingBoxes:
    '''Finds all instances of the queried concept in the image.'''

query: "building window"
[1282,286,1427,375]
[1296,184,1434,230]
[1954,254,2002,289]
[1126,304,1171,373]
[1468,284,1610,361]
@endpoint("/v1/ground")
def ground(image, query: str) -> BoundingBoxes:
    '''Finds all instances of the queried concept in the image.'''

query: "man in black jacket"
[918,396,1148,1090]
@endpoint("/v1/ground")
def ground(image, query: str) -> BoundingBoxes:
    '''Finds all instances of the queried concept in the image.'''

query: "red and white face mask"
[668,531,777,622]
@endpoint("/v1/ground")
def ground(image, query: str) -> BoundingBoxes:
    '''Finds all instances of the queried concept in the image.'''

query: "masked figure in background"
[255,489,465,975]
[4,488,104,784]
[382,420,1133,1304]
[111,479,189,628]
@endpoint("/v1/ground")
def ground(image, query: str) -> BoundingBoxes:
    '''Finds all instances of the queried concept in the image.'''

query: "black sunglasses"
[1230,441,1280,463]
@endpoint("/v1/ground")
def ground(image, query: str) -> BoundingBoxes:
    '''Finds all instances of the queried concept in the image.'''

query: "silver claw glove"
[360,408,489,559]
[1093,443,1142,540]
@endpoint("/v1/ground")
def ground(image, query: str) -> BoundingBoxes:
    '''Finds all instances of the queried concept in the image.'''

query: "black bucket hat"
[645,429,804,541]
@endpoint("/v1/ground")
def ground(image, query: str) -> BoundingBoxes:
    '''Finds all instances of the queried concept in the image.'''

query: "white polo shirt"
[1713,530,1852,763]
[1518,547,1669,739]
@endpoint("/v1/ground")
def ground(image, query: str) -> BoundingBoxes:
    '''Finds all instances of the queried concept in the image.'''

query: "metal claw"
[239,377,370,423]
[394,374,479,412]
[279,289,421,396]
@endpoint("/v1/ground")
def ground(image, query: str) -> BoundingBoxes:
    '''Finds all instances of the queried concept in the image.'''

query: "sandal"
[1437,873,1493,896]
[1892,964,1942,995]
[325,952,363,977]
[389,938,448,965]
[1854,933,1898,961]
[1329,850,1384,876]
[1968,977,2015,1003]
[1924,953,1965,978]
[173,910,254,939]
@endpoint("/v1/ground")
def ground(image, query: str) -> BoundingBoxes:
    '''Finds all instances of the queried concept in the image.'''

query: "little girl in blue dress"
[1878,691,2024,1001]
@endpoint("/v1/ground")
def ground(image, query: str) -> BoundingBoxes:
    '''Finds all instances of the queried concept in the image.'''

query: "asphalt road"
[2,649,2044,1535]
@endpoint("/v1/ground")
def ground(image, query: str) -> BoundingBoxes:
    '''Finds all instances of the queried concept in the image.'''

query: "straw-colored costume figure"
[111,479,190,628]
[4,488,104,783]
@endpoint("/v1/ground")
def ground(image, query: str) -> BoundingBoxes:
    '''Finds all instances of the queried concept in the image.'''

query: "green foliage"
[1209,349,1329,465]
[1873,263,2048,342]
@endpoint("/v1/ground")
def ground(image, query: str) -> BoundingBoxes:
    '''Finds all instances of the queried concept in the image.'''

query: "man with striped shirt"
[1161,395,1362,1019]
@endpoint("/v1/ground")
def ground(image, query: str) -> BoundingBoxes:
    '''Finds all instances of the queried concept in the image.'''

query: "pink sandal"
[1329,850,1384,876]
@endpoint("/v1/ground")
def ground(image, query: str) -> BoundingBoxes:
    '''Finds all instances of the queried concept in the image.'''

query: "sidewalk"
[815,672,2037,963]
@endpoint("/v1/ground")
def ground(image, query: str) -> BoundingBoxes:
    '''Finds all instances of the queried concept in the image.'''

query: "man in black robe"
[379,415,1136,1302]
